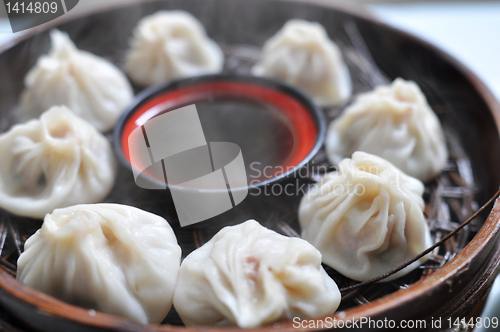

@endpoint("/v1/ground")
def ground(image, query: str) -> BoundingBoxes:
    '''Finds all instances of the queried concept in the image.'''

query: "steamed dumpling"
[252,19,352,107]
[299,152,431,282]
[19,29,134,132]
[0,106,116,219]
[173,220,341,328]
[326,78,448,182]
[17,203,182,324]
[125,10,224,86]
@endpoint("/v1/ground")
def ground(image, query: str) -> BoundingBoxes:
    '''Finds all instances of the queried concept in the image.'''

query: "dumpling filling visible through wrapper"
[173,220,341,328]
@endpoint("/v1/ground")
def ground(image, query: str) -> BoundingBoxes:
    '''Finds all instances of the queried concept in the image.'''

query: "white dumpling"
[125,10,224,86]
[0,106,116,219]
[326,78,448,182]
[173,220,340,328]
[252,19,352,107]
[17,203,181,324]
[299,152,431,282]
[19,29,133,132]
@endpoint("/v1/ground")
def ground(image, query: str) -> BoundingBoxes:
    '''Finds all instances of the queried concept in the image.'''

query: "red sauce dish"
[114,74,326,190]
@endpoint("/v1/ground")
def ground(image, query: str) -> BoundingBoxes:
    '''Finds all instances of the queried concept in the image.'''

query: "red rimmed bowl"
[114,74,326,191]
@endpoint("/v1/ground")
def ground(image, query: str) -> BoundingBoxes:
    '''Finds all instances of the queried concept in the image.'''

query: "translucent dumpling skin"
[326,78,448,182]
[173,220,341,328]
[0,106,116,218]
[20,29,133,132]
[299,152,432,282]
[125,10,224,86]
[252,19,352,107]
[17,203,182,324]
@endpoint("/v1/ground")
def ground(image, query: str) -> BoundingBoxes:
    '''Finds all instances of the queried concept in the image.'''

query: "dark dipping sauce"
[119,79,320,186]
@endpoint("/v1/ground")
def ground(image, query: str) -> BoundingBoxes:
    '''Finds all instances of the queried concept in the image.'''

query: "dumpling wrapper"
[0,106,116,219]
[173,220,341,328]
[17,203,182,324]
[20,29,133,132]
[125,10,224,86]
[326,78,448,182]
[252,19,352,107]
[299,151,432,282]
